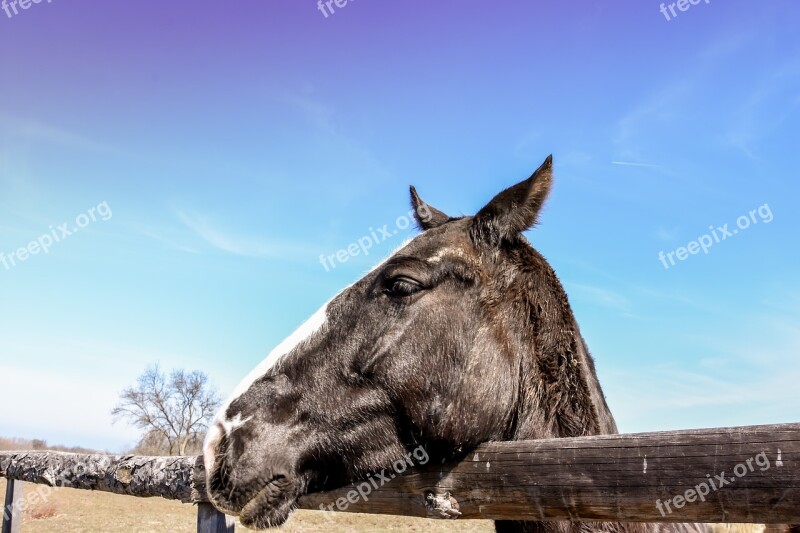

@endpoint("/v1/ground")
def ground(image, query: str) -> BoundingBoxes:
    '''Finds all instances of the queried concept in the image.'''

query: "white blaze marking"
[218,301,330,420]
[427,247,469,264]
[203,423,224,472]
[211,237,416,432]
[203,299,331,464]
[203,236,423,474]
[203,300,332,466]
[222,413,251,435]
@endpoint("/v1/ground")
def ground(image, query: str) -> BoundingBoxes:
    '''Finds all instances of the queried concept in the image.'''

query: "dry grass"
[0,478,494,532]
[23,500,60,521]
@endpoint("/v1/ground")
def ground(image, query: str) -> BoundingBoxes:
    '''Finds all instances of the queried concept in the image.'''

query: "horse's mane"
[489,238,618,441]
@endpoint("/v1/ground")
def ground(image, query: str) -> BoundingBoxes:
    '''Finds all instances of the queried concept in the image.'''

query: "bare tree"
[112,365,221,456]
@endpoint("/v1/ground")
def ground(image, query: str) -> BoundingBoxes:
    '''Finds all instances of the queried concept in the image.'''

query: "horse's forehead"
[426,245,476,265]
[388,219,478,264]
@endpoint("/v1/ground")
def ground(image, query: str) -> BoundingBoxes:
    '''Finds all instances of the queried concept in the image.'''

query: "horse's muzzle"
[203,422,301,529]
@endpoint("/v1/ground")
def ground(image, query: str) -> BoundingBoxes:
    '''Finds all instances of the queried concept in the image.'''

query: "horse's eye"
[384,276,423,298]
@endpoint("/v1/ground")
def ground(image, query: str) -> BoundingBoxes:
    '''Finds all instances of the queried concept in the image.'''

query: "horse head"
[203,156,618,530]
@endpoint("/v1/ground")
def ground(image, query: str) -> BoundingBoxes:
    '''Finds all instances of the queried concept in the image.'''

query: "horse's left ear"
[410,186,451,230]
[472,155,553,243]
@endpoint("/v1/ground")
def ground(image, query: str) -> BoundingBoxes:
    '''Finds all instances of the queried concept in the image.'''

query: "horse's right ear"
[410,186,450,230]
[471,155,553,244]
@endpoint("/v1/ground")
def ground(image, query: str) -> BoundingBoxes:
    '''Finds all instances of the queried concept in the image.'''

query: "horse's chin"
[239,493,298,530]
[218,476,300,530]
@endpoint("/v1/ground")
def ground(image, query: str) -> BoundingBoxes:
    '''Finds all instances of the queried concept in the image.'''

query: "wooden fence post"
[197,502,234,533]
[2,479,24,533]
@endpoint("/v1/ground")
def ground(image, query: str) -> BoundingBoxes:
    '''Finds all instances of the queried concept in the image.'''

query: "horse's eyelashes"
[383,276,424,298]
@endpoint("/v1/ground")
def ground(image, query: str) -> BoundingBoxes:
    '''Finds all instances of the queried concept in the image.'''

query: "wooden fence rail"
[1,423,798,531]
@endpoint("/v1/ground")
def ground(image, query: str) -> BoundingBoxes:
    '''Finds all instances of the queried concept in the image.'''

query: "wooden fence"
[1,423,798,532]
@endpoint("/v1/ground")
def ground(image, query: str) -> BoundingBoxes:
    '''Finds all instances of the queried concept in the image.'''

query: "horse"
[203,155,706,532]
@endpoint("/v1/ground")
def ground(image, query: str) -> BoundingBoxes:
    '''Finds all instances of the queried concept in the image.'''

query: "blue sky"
[0,1,798,451]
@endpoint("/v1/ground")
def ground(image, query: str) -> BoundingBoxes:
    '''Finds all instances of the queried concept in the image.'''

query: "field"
[0,478,495,532]
[1,478,771,533]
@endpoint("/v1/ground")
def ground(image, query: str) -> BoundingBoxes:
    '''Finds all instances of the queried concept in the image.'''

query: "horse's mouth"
[238,483,299,529]
[209,475,300,530]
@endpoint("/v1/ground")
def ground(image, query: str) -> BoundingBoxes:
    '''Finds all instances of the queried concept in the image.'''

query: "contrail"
[611,161,662,168]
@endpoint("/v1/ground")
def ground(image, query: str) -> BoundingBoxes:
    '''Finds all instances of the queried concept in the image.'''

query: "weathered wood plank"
[0,453,204,503]
[2,478,23,533]
[297,423,799,524]
[0,423,797,524]
[197,502,235,533]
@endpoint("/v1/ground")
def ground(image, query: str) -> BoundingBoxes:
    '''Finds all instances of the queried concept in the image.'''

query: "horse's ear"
[472,155,553,243]
[410,186,451,230]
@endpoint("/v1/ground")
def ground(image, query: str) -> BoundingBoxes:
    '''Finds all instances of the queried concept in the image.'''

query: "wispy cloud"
[177,210,314,258]
[611,161,664,168]
[603,309,800,431]
[655,226,679,242]
[611,34,752,165]
[725,59,800,160]
[565,282,634,314]
[562,258,725,315]
[0,115,119,154]
[137,227,199,254]
[275,89,394,187]
[0,117,122,217]
[513,130,543,159]
[613,80,693,162]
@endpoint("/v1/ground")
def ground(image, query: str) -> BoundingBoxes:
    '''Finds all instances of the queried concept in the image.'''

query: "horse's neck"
[573,324,618,436]
[510,270,617,440]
